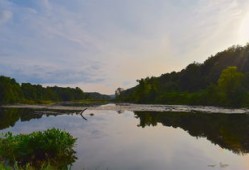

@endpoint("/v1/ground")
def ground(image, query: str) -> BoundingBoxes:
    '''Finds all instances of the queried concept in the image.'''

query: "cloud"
[0,0,249,94]
[0,0,107,84]
[166,0,248,63]
[0,10,12,25]
[0,62,105,84]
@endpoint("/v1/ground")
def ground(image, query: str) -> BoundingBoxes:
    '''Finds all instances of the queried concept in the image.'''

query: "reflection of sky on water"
[1,110,249,170]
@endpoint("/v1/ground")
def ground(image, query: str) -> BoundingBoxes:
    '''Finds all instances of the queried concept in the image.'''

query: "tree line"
[116,44,249,107]
[0,76,89,104]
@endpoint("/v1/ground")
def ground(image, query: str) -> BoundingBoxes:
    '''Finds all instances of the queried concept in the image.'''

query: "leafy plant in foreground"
[0,128,77,169]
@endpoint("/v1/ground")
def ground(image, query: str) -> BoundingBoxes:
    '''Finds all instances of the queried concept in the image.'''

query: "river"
[0,104,249,170]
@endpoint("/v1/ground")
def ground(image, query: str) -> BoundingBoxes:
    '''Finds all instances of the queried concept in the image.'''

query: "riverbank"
[1,103,249,114]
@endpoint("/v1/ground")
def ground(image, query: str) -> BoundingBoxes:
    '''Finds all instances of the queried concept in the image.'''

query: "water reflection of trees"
[0,108,80,130]
[134,111,249,154]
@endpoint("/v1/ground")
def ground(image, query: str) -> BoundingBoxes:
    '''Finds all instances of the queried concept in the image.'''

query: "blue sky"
[0,0,249,94]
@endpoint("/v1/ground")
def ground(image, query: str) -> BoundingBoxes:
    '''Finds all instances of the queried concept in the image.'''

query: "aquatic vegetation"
[0,128,77,169]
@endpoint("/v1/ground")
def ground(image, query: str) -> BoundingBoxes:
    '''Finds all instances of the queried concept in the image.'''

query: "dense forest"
[0,76,110,104]
[116,44,249,107]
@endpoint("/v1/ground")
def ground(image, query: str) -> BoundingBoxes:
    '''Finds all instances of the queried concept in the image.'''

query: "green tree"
[217,66,245,106]
[0,76,23,104]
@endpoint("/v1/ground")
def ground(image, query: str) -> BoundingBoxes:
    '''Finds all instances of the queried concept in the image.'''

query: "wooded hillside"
[116,44,249,107]
[0,76,109,104]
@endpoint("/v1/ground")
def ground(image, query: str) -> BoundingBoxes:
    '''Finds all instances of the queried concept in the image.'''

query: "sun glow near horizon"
[239,12,249,44]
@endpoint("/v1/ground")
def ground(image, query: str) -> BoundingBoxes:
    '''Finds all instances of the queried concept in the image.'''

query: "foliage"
[59,99,109,107]
[21,83,87,102]
[117,43,249,107]
[0,162,58,170]
[85,92,112,100]
[0,76,23,104]
[218,66,244,91]
[0,76,111,105]
[0,128,77,169]
[0,75,111,104]
[217,66,246,106]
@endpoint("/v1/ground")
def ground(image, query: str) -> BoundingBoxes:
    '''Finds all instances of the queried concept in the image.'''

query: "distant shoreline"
[2,104,249,114]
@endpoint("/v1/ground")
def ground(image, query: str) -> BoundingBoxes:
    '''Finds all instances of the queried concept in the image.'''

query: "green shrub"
[0,128,77,169]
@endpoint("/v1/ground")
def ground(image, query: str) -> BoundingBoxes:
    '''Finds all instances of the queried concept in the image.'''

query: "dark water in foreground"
[1,107,249,170]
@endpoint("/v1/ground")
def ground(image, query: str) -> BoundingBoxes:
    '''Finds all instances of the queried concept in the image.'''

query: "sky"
[0,0,249,94]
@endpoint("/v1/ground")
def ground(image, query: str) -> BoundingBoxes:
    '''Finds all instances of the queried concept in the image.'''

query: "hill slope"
[117,44,249,107]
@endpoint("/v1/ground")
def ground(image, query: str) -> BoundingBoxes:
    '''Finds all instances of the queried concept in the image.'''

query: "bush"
[0,128,77,169]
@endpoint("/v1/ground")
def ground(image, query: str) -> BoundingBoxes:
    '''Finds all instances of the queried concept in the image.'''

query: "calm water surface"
[1,107,249,170]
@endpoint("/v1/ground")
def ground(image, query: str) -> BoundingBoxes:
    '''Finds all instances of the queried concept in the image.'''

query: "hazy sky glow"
[0,0,249,94]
